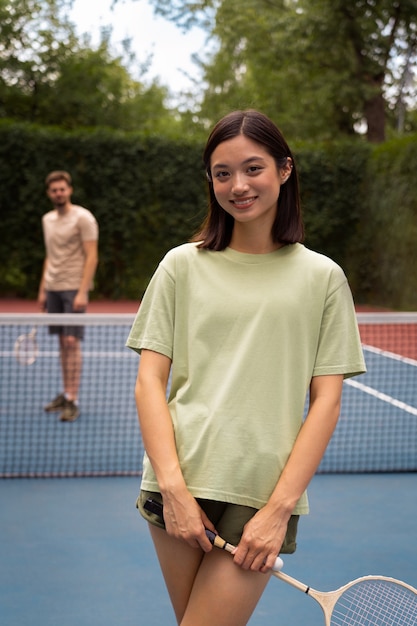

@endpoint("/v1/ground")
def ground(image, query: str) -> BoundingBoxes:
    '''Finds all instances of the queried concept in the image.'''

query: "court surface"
[1,473,416,626]
[1,305,416,624]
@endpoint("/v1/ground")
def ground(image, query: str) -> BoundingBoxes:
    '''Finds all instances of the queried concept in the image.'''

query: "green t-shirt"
[126,243,366,513]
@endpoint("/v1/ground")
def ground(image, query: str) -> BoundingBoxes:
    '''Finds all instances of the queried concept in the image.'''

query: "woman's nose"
[231,173,249,194]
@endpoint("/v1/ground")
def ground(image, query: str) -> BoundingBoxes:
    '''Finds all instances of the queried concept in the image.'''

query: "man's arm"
[73,239,98,310]
[38,258,49,311]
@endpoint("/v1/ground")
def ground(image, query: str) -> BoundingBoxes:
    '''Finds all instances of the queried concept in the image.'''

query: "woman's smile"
[230,195,258,209]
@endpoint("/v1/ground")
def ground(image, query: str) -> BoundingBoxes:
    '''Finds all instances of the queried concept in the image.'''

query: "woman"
[126,110,366,625]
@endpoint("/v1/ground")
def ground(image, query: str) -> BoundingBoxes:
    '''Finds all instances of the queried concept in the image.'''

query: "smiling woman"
[125,110,366,626]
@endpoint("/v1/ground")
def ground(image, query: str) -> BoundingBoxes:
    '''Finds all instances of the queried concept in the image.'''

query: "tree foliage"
[4,0,416,141]
[146,0,417,142]
[0,0,182,134]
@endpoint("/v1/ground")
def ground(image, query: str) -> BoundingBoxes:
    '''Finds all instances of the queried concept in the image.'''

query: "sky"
[69,0,208,98]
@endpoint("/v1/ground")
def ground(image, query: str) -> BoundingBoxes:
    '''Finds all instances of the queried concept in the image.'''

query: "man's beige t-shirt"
[42,205,98,291]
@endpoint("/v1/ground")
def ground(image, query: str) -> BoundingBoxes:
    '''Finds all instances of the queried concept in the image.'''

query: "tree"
[0,0,181,133]
[292,0,417,142]
[0,0,76,119]
[144,0,417,142]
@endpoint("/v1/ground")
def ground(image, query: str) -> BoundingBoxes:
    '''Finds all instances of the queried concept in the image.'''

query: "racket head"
[14,328,38,365]
[329,575,417,626]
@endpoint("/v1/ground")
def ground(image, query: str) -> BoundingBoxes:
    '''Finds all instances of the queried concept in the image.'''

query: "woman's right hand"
[162,490,216,552]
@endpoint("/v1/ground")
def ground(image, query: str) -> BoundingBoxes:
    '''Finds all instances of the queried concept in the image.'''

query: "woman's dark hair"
[193,110,304,250]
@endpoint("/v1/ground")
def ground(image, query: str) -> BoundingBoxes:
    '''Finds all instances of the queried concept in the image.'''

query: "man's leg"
[60,334,82,401]
[59,334,82,421]
[44,290,67,413]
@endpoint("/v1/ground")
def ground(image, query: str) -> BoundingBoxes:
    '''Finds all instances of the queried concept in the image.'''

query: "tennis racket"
[14,326,38,365]
[144,497,417,625]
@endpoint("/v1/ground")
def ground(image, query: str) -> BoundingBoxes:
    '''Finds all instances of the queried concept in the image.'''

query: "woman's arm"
[234,373,344,572]
[135,349,215,550]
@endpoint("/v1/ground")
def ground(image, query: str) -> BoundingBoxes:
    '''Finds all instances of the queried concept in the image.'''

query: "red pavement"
[0,299,139,313]
[0,298,387,314]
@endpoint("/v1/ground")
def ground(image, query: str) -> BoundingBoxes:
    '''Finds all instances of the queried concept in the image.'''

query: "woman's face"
[210,134,291,231]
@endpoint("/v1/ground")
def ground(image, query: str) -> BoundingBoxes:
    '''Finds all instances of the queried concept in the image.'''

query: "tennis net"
[0,312,416,478]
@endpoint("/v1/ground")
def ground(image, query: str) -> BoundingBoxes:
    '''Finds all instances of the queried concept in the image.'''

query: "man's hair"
[45,170,72,188]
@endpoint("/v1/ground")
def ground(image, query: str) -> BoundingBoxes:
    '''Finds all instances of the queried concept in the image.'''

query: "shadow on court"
[1,474,416,626]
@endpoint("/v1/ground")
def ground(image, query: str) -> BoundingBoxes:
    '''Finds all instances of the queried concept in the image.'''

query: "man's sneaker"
[44,393,66,412]
[59,400,80,422]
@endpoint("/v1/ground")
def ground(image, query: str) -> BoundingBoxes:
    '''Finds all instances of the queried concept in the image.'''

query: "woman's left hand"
[232,505,289,573]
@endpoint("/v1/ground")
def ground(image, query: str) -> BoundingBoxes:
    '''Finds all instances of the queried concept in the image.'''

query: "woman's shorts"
[137,490,299,554]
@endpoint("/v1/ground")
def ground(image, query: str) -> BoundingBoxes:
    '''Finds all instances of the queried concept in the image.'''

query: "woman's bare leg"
[149,525,205,623]
[149,524,271,626]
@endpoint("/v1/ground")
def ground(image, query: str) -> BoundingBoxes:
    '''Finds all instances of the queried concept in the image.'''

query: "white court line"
[344,378,417,416]
[346,344,417,416]
[362,343,417,367]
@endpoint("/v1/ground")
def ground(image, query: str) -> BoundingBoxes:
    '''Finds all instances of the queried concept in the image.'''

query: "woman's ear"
[281,157,293,184]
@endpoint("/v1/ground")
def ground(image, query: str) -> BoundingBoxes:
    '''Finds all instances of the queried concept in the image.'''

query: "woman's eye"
[247,165,262,174]
[214,171,230,179]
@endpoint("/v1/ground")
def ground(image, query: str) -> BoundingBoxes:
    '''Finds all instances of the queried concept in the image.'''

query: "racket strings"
[331,579,417,625]
[15,335,38,365]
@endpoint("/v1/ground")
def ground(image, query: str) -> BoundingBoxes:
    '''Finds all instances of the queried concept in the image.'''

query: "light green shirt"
[126,243,366,513]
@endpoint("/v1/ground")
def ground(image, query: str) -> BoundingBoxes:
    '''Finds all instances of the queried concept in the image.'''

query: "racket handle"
[205,529,284,572]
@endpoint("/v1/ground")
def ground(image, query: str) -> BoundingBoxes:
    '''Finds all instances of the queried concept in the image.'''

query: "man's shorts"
[46,290,85,339]
[137,490,299,554]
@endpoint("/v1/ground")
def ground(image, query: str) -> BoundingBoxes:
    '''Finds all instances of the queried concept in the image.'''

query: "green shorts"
[137,490,299,554]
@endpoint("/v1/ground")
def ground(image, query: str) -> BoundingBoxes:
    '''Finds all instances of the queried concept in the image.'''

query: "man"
[38,171,99,422]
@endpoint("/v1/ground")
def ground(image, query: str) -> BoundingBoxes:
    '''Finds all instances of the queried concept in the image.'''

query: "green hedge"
[0,122,205,299]
[0,120,416,308]
[350,136,417,309]
[296,141,370,268]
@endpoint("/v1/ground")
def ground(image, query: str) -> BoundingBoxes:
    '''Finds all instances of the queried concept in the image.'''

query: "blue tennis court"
[1,474,416,625]
[0,312,416,624]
